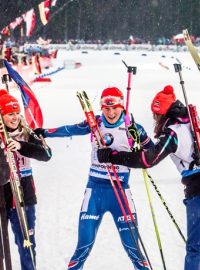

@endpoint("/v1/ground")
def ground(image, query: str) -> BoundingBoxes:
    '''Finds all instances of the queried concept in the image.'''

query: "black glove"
[0,147,10,186]
[34,128,46,138]
[128,114,141,152]
[97,148,113,163]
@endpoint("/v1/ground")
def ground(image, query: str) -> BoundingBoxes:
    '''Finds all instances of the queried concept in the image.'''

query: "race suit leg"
[8,205,36,270]
[184,196,200,270]
[67,186,104,270]
[111,186,150,270]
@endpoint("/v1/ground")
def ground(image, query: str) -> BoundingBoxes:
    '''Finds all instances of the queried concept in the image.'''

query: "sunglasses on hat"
[100,95,124,108]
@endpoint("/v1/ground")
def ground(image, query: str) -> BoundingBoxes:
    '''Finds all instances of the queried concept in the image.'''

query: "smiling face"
[102,106,124,124]
[3,112,21,130]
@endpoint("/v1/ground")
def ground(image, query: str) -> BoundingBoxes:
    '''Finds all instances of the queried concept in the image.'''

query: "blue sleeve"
[135,123,154,149]
[44,120,91,138]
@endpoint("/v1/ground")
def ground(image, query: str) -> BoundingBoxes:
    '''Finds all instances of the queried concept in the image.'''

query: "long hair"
[19,115,33,140]
[153,113,168,138]
[7,115,33,141]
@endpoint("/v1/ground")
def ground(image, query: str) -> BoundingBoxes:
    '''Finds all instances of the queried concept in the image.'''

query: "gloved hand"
[128,114,141,152]
[7,138,21,151]
[0,147,10,186]
[97,148,113,163]
[34,128,46,138]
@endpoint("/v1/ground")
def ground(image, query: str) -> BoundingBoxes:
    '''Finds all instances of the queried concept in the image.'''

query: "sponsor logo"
[86,112,96,127]
[101,133,114,146]
[6,101,18,107]
[91,163,120,170]
[119,227,130,232]
[117,214,136,223]
[80,213,100,220]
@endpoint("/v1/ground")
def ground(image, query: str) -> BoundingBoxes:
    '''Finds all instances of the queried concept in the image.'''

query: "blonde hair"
[18,115,33,140]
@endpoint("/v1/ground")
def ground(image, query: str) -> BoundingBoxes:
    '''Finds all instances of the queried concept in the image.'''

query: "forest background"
[1,0,200,44]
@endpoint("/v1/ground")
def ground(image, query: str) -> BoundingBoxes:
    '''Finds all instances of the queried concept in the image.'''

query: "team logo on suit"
[101,133,114,146]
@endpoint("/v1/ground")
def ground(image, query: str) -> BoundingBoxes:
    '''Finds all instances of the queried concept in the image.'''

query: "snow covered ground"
[8,48,200,270]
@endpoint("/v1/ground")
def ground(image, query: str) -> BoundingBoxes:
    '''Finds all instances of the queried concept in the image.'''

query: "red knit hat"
[151,85,176,115]
[0,89,21,115]
[100,87,124,109]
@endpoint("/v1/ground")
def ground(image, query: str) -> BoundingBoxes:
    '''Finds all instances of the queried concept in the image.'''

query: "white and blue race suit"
[43,113,153,270]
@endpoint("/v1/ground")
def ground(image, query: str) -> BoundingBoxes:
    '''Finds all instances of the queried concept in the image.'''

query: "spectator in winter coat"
[34,87,154,270]
[97,85,200,270]
[0,89,52,270]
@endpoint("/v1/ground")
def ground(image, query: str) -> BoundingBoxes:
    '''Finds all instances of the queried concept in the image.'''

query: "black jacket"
[0,147,10,186]
[105,101,200,198]
[109,100,187,168]
[3,132,52,209]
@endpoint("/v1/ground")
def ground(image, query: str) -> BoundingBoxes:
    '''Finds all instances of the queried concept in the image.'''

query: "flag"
[4,60,43,129]
[38,0,52,25]
[1,26,10,36]
[22,9,36,37]
[52,0,58,6]
[9,16,23,30]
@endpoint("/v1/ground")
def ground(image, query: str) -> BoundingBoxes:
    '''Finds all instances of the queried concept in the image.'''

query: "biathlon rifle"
[174,63,200,166]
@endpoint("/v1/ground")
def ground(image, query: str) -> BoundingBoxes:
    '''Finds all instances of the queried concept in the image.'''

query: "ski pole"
[143,170,167,270]
[128,116,167,270]
[95,129,152,269]
[146,173,186,243]
[122,61,167,269]
[122,60,137,126]
[128,116,185,243]
[127,116,185,242]
[77,91,153,270]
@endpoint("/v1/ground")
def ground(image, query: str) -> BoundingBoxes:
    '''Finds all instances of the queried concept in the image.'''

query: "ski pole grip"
[1,74,11,93]
[174,63,184,85]
[122,60,137,74]
[2,74,11,84]
[128,66,137,74]
[174,63,182,72]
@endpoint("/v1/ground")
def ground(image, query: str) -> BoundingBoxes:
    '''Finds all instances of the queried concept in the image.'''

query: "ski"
[77,91,153,270]
[183,29,200,71]
[0,113,36,270]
